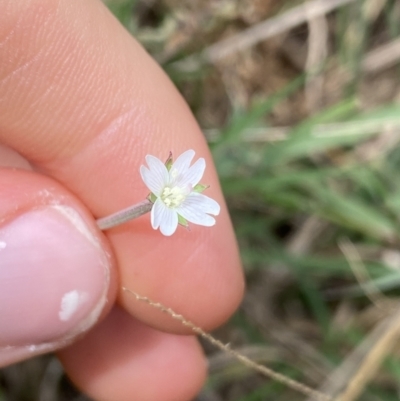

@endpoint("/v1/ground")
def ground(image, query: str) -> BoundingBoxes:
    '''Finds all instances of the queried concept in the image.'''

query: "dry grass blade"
[123,287,332,401]
[305,12,328,113]
[335,307,400,401]
[338,238,387,310]
[304,307,400,401]
[304,240,400,401]
[176,0,356,70]
[362,38,400,73]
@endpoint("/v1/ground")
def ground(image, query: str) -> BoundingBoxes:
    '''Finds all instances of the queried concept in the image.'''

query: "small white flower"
[140,150,221,236]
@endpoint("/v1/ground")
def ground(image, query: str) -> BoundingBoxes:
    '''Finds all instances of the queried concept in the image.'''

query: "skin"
[0,1,244,400]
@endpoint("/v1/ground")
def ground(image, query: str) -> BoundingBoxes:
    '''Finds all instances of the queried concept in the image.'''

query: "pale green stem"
[96,199,153,230]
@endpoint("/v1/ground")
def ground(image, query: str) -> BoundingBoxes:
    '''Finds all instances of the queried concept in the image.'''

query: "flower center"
[161,186,187,208]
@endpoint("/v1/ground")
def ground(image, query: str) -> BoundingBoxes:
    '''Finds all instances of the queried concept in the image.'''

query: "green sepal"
[147,193,157,203]
[178,214,189,227]
[193,183,209,193]
[165,151,173,171]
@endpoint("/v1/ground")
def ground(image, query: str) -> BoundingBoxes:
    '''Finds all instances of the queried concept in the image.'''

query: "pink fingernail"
[0,206,110,349]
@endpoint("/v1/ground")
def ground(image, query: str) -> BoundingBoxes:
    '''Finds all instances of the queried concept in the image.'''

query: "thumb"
[0,161,116,366]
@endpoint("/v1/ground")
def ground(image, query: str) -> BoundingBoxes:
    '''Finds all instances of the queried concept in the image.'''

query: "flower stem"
[96,199,153,230]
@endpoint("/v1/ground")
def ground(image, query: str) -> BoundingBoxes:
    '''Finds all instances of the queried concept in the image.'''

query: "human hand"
[0,1,244,400]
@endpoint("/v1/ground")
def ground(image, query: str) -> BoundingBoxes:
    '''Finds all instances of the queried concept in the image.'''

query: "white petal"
[159,208,179,236]
[151,199,179,235]
[188,192,220,215]
[179,208,216,226]
[151,198,165,229]
[177,192,220,227]
[176,158,206,188]
[171,150,195,175]
[140,166,162,195]
[141,155,168,195]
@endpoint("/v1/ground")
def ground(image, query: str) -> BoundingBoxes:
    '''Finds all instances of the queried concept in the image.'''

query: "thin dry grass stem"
[175,0,356,70]
[338,238,394,313]
[362,37,400,73]
[306,307,400,401]
[208,345,282,373]
[122,287,332,401]
[305,9,328,113]
[242,218,332,387]
[288,216,327,255]
[333,307,400,401]
[362,0,387,22]
[312,238,400,401]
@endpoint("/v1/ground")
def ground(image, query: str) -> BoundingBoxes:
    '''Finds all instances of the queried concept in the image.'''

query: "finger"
[0,0,244,333]
[59,306,206,401]
[0,143,32,170]
[0,168,116,367]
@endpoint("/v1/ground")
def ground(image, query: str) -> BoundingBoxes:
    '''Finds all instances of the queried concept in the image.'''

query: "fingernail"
[0,206,110,348]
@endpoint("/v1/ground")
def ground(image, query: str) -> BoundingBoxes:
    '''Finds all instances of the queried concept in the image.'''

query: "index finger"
[0,0,244,332]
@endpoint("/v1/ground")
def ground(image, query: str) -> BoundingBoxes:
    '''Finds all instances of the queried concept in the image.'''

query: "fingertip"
[59,307,207,401]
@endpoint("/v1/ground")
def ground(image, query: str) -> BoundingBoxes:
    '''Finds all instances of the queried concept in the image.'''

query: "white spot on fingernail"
[0,241,7,249]
[59,290,88,321]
